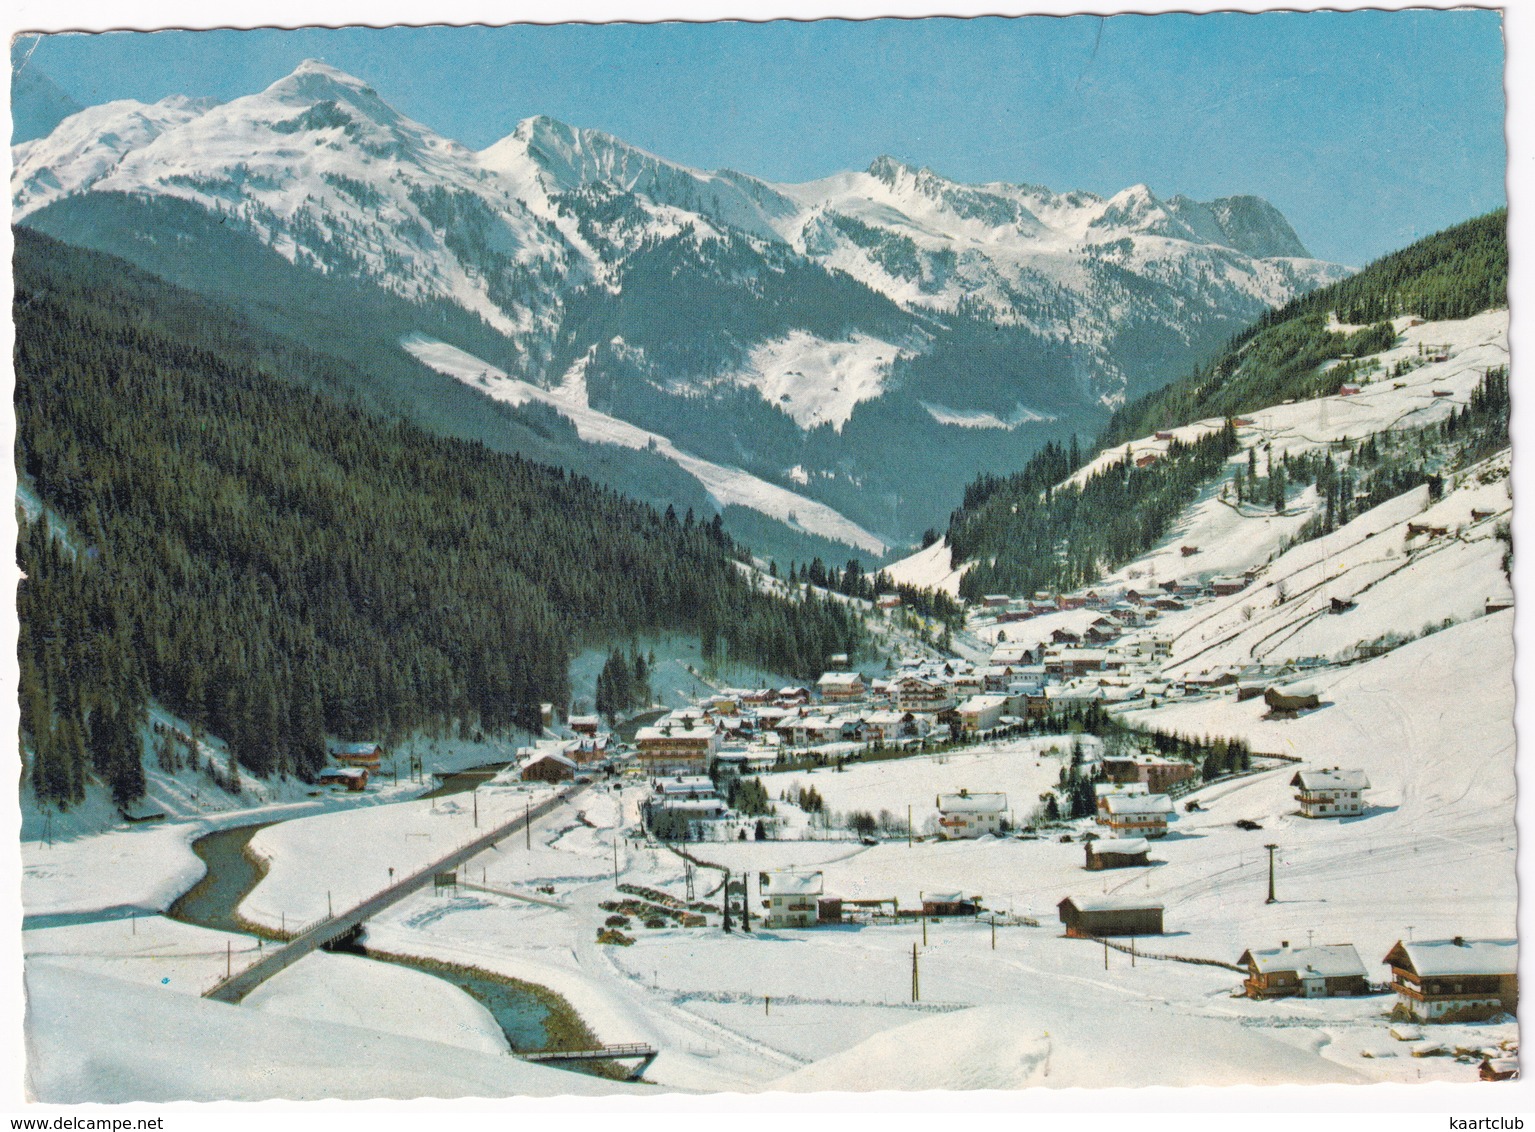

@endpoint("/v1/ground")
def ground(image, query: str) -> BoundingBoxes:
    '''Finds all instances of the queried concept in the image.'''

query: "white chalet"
[1097,792,1175,837]
[1291,768,1370,818]
[759,870,824,928]
[956,694,1008,734]
[936,790,1008,838]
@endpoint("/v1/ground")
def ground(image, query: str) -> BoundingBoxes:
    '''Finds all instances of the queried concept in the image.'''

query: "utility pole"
[722,869,733,933]
[1104,937,1109,969]
[525,800,531,850]
[1131,937,1136,966]
[991,913,996,951]
[907,804,913,848]
[911,942,920,1002]
[612,838,619,885]
[765,995,770,1017]
[1264,843,1279,904]
[328,890,333,918]
[473,787,478,828]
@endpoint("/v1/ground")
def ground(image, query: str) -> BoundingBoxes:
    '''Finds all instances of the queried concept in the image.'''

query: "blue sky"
[12,9,1506,265]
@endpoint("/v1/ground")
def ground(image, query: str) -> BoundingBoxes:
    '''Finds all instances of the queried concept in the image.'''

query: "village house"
[894,675,956,714]
[568,715,601,737]
[956,694,1008,734]
[1097,792,1175,837]
[759,870,824,929]
[520,749,578,783]
[1103,754,1199,794]
[1084,837,1150,870]
[817,671,866,703]
[1383,937,1518,1022]
[1291,767,1369,818]
[634,723,720,775]
[1044,648,1110,678]
[1238,942,1369,999]
[331,741,383,769]
[936,790,1008,838]
[1058,896,1165,938]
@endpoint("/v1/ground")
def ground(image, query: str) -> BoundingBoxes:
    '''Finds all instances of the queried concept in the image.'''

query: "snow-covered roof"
[1292,768,1370,791]
[1061,896,1164,913]
[761,870,823,895]
[937,792,1007,813]
[923,891,973,905]
[1088,837,1149,855]
[958,695,1008,711]
[652,775,715,794]
[817,671,863,686]
[1388,938,1517,977]
[1095,782,1150,797]
[1103,793,1174,815]
[519,751,576,771]
[1242,943,1366,978]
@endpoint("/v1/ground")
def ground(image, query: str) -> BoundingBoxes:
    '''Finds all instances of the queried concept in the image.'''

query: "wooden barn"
[1237,942,1369,999]
[1084,837,1150,870]
[1264,682,1321,714]
[922,892,979,917]
[1058,896,1164,938]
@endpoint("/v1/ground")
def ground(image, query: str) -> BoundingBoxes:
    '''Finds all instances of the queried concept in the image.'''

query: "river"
[167,811,594,1065]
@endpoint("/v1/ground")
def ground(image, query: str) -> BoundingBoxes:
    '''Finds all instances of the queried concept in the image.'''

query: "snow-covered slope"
[403,333,890,554]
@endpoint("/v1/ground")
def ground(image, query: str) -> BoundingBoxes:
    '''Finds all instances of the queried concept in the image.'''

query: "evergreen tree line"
[594,648,652,722]
[14,230,863,807]
[948,423,1240,600]
[779,557,964,627]
[1101,209,1507,445]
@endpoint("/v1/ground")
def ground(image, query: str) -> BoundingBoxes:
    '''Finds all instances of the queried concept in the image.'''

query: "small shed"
[1084,837,1150,871]
[318,767,369,792]
[1058,896,1164,938]
[1264,682,1321,714]
[922,892,978,917]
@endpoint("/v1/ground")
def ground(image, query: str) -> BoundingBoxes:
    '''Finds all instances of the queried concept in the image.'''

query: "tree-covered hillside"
[1101,210,1507,445]
[14,229,864,808]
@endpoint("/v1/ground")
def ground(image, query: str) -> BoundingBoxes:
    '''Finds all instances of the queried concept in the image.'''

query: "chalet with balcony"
[1384,937,1518,1022]
[936,790,1007,838]
[1097,792,1175,838]
[817,671,866,703]
[634,724,720,775]
[1291,767,1369,818]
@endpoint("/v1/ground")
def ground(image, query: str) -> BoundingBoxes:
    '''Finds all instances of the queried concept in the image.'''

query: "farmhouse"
[1238,942,1369,999]
[936,790,1007,838]
[1101,755,1198,794]
[759,870,824,929]
[1291,768,1369,818]
[1084,837,1150,870]
[1058,896,1164,938]
[1383,937,1518,1022]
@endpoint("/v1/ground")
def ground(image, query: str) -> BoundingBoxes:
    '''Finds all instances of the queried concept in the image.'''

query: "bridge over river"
[203,783,586,1004]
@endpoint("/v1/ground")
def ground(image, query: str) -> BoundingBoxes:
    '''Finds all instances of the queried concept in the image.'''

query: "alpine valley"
[14,59,1349,560]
